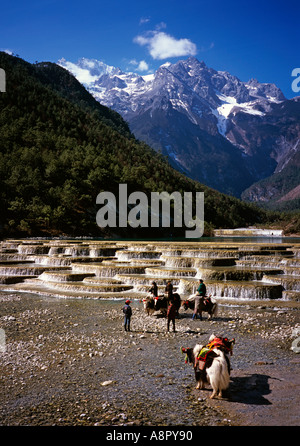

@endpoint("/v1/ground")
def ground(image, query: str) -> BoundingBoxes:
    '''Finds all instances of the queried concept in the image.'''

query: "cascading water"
[116,250,162,261]
[0,239,299,301]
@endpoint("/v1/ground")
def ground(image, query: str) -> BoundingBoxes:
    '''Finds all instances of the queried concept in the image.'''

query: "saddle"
[196,336,234,370]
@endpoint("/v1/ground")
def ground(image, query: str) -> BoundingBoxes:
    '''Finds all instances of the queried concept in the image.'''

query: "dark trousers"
[167,317,175,332]
[124,316,131,331]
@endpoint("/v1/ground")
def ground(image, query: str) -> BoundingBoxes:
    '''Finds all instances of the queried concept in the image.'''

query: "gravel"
[0,291,299,427]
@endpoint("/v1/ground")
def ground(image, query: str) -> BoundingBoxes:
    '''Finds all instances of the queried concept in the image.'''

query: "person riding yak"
[192,279,212,320]
[165,281,173,300]
[149,281,158,297]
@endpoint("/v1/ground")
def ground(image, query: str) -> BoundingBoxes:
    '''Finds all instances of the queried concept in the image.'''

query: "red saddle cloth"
[196,337,233,369]
[206,337,232,352]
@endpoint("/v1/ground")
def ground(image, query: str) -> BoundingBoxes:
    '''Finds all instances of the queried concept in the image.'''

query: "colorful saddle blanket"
[197,337,233,369]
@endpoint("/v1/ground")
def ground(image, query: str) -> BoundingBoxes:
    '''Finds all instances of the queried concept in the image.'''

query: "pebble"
[0,292,299,426]
[101,380,114,386]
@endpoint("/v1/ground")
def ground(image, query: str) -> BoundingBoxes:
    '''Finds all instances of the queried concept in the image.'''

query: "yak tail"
[207,350,230,392]
[212,302,218,317]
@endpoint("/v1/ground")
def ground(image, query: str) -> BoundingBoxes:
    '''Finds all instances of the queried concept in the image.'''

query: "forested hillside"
[0,52,291,238]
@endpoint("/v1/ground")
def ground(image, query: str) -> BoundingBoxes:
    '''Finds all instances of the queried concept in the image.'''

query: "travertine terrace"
[0,239,299,302]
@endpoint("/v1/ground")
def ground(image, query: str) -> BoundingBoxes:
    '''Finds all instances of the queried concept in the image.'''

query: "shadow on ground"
[227,373,274,405]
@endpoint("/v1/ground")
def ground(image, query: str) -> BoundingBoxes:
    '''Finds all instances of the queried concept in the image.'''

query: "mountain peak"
[185,56,206,67]
[58,56,296,198]
[58,57,121,85]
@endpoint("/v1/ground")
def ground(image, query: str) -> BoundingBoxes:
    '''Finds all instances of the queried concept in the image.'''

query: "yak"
[143,293,181,317]
[142,296,155,316]
[181,335,235,399]
[182,294,218,320]
[154,293,181,316]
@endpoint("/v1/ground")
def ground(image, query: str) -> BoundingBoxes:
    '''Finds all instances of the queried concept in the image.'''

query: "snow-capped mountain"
[59,57,283,126]
[58,56,299,199]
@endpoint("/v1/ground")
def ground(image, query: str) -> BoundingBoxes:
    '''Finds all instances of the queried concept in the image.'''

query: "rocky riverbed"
[0,291,300,427]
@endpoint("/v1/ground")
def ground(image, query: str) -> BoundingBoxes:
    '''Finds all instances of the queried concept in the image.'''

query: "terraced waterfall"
[0,238,299,303]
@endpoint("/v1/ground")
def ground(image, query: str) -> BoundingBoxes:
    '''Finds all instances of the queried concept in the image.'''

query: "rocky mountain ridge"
[1,51,273,238]
[59,57,300,203]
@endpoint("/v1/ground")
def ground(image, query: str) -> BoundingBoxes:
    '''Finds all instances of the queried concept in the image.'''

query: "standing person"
[122,299,132,332]
[167,301,176,332]
[165,281,173,302]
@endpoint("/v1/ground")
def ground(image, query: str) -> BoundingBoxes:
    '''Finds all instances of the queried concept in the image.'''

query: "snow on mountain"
[58,56,298,199]
[58,57,156,114]
[212,93,266,136]
[58,56,284,138]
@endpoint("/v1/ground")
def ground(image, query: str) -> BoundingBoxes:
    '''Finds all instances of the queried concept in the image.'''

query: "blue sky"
[1,0,299,98]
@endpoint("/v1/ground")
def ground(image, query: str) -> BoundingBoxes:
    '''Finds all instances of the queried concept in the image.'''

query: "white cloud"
[139,16,150,25]
[134,31,197,60]
[155,22,167,31]
[58,59,98,84]
[137,60,149,71]
[129,59,150,72]
[1,49,14,55]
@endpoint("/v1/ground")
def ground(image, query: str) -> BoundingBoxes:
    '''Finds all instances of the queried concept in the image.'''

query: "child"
[122,299,132,332]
